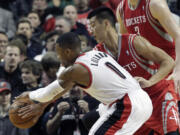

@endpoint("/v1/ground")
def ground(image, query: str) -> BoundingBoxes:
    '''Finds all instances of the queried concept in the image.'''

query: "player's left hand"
[134,76,153,88]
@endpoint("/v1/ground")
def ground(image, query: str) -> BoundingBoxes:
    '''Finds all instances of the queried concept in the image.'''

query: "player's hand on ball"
[18,102,44,119]
[14,92,44,119]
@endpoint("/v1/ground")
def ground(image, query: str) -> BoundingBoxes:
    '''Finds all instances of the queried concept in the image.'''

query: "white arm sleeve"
[29,80,64,102]
[56,66,65,77]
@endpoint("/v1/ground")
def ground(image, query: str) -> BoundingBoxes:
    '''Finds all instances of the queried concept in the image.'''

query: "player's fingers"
[18,105,31,113]
[166,74,173,80]
[21,112,34,119]
[18,110,32,117]
[20,109,38,118]
[18,106,32,115]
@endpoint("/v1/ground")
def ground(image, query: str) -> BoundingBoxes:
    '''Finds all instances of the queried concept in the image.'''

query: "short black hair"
[44,31,60,42]
[57,32,81,50]
[41,52,60,72]
[87,6,116,28]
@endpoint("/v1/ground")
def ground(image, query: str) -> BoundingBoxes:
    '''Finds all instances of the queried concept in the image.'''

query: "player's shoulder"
[149,0,167,12]
[117,0,126,16]
[117,0,125,9]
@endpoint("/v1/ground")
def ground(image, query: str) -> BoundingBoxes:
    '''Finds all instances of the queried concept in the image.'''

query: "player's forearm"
[29,80,65,103]
[149,59,175,85]
[174,35,180,70]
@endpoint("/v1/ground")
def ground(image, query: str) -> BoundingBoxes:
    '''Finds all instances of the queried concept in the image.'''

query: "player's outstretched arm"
[16,63,90,118]
[150,0,180,94]
[133,36,175,87]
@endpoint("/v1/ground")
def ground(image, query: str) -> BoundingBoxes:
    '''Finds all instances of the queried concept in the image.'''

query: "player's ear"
[65,48,72,57]
[104,19,111,29]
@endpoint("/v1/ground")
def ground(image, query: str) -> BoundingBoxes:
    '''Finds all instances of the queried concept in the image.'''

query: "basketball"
[9,101,38,129]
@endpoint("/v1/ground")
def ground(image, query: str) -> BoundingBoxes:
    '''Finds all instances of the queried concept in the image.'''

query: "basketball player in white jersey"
[15,32,152,135]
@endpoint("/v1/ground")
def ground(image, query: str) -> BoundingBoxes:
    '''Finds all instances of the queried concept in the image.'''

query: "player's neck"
[104,29,118,59]
[128,0,141,10]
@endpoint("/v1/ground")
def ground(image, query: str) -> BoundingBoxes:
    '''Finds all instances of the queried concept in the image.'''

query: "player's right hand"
[14,92,46,119]
[18,101,44,119]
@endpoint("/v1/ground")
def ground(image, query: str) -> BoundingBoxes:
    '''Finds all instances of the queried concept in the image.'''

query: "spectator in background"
[27,11,45,40]
[73,0,92,32]
[63,5,97,46]
[0,32,8,62]
[41,52,60,86]
[34,30,60,61]
[32,0,59,33]
[46,0,74,17]
[16,18,43,59]
[0,8,16,39]
[78,34,92,52]
[0,45,24,99]
[44,86,92,135]
[48,0,74,12]
[55,16,72,34]
[20,60,43,92]
[9,39,27,62]
[19,60,44,135]
[63,5,89,35]
[0,80,29,135]
[32,0,48,19]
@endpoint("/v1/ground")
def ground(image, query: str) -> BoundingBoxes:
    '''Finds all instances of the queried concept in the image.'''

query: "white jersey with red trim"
[75,50,142,104]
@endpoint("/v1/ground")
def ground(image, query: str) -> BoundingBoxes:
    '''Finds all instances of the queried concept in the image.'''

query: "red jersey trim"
[146,0,161,27]
[130,34,152,65]
[74,62,92,89]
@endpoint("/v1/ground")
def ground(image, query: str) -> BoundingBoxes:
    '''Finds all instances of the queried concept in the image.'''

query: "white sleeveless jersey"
[75,50,141,104]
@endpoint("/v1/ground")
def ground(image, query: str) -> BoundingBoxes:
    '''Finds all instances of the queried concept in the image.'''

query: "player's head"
[88,7,116,42]
[56,32,81,67]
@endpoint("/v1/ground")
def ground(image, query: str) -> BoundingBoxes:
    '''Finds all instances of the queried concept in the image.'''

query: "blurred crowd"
[0,0,179,135]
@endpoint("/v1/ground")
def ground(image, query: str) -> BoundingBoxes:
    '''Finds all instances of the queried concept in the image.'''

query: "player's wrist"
[29,80,64,103]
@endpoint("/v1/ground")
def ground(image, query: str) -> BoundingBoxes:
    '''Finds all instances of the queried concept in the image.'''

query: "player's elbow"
[162,57,175,72]
[174,31,180,40]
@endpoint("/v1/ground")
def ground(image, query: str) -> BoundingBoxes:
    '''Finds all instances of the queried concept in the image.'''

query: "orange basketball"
[9,101,38,129]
